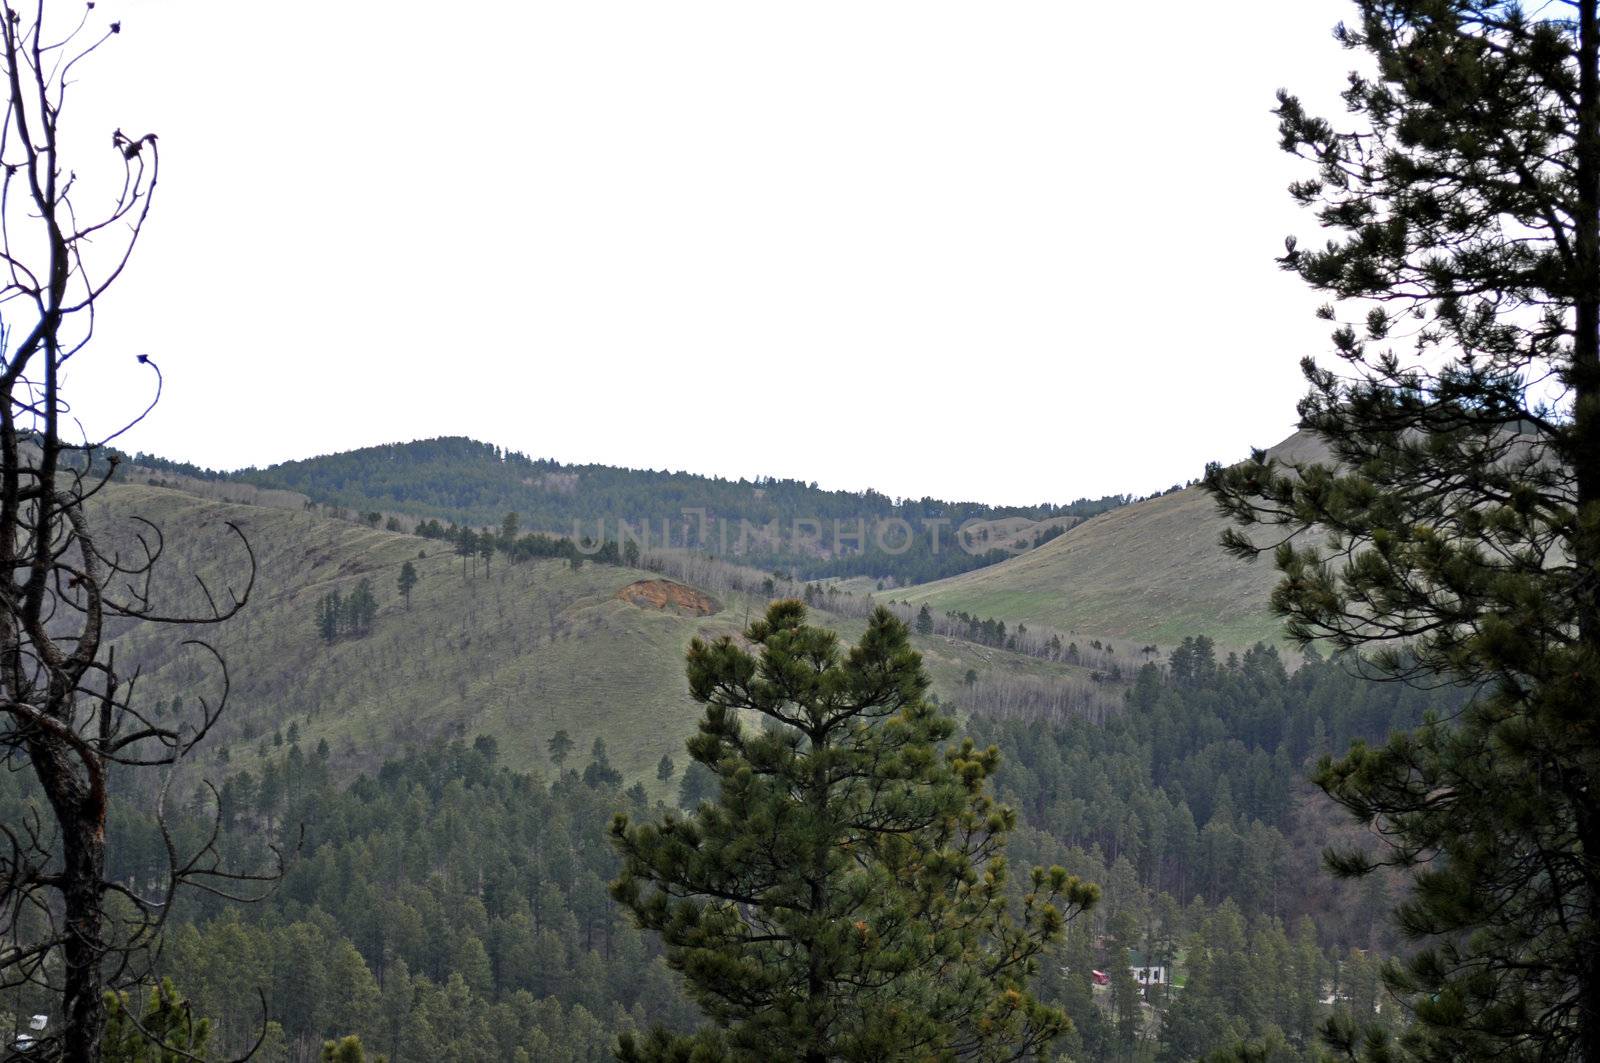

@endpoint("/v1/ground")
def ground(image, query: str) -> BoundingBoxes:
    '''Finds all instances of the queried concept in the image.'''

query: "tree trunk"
[29,737,107,1062]
[59,829,106,1063]
[806,724,830,1063]
[1573,6,1600,1060]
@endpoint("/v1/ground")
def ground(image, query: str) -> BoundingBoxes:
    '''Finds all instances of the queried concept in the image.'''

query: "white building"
[1132,965,1169,986]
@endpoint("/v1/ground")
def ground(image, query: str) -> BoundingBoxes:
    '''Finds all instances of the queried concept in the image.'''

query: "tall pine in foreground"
[610,602,1097,1062]
[1207,3,1600,1060]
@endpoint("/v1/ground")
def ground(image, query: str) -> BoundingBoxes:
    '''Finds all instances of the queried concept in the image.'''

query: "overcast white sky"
[56,0,1358,505]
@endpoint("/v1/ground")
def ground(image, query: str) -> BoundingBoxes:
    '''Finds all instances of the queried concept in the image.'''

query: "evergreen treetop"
[611,601,1097,1062]
[1206,3,1600,1059]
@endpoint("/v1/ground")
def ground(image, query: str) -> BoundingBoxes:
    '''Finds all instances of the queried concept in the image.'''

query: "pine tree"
[321,1035,374,1063]
[1205,4,1600,1060]
[344,579,378,634]
[101,979,212,1063]
[584,737,623,789]
[397,560,418,610]
[547,729,575,768]
[677,760,716,808]
[377,957,413,1060]
[316,590,343,644]
[611,601,1098,1062]
[915,603,934,636]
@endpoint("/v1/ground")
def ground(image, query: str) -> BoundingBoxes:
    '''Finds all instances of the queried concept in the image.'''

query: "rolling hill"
[64,432,1429,1063]
[124,436,1127,586]
[91,481,1111,794]
[82,429,1331,797]
[889,431,1329,647]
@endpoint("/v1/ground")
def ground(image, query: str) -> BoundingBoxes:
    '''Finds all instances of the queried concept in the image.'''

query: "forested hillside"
[128,436,1128,585]
[0,635,1437,1061]
[0,473,1422,1062]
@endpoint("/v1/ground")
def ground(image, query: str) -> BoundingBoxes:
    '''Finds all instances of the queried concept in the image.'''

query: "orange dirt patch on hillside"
[615,580,720,616]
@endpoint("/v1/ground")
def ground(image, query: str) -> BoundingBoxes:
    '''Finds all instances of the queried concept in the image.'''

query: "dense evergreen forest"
[0,640,1443,1061]
[127,437,1128,584]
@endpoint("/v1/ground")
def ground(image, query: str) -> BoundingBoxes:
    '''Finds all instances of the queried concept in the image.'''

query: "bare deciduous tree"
[0,6,269,1060]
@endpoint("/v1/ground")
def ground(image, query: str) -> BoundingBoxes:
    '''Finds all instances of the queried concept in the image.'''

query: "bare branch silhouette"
[0,6,272,1060]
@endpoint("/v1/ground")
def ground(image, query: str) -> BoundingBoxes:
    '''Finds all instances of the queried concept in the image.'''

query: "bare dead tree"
[0,5,270,1060]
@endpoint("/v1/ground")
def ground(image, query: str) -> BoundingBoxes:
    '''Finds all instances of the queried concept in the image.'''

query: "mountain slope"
[891,431,1329,647]
[92,482,1106,791]
[129,436,1127,585]
[92,483,721,788]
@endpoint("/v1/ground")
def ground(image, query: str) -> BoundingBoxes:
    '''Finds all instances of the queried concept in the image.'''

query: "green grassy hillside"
[93,483,1106,794]
[891,432,1329,648]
